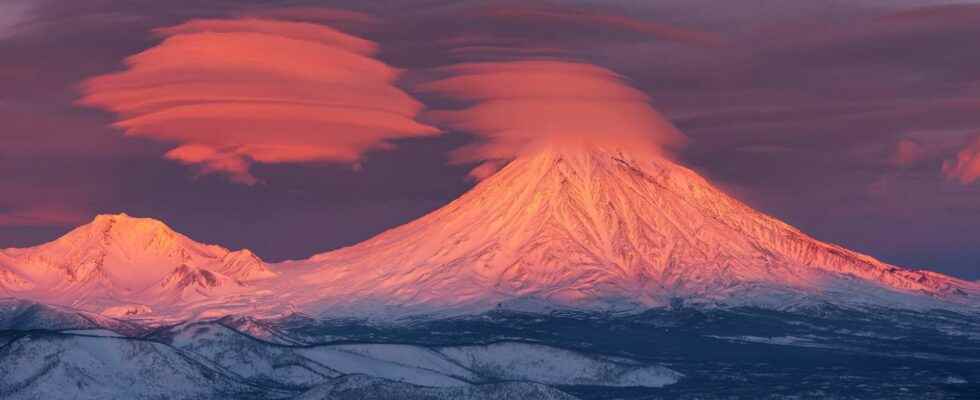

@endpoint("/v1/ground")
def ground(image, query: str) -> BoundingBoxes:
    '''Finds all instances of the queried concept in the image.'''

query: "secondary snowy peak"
[0,213,276,310]
[295,145,978,313]
[217,249,277,282]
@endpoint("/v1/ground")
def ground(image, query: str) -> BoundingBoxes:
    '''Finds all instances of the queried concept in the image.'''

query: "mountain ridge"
[0,213,277,314]
[1,146,978,319]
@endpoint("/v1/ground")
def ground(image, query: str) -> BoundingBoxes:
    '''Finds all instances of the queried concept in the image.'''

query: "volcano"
[2,147,978,318]
[283,145,979,315]
[0,213,276,315]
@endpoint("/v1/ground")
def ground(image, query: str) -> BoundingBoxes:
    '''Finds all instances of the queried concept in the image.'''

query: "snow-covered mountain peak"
[291,144,979,314]
[42,213,209,260]
[92,212,175,234]
[92,212,150,225]
[2,147,978,319]
[0,213,277,312]
[89,212,168,233]
[219,249,278,281]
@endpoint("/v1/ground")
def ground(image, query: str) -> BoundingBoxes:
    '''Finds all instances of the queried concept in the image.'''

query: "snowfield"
[0,333,264,400]
[0,145,978,399]
[436,342,682,387]
[0,314,682,400]
[0,298,978,399]
[153,320,682,390]
[0,146,977,320]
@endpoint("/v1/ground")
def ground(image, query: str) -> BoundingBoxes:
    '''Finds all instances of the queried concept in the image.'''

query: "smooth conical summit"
[285,145,978,314]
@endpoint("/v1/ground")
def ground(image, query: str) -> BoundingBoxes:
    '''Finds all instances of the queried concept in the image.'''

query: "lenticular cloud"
[80,18,438,184]
[420,61,687,179]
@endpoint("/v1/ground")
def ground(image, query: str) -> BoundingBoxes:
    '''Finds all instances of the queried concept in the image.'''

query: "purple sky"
[1,0,979,279]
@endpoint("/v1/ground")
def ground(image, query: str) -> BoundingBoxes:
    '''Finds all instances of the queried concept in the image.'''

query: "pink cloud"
[420,60,687,179]
[943,134,980,184]
[79,17,438,184]
[155,18,377,54]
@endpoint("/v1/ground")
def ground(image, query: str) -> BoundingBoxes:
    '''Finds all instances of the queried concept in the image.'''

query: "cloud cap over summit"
[422,60,687,179]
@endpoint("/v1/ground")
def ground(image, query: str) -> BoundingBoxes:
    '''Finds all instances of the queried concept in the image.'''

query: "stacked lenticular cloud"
[80,18,437,184]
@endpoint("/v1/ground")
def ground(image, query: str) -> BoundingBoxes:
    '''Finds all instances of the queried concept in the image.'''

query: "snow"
[0,265,33,292]
[60,329,125,337]
[0,333,260,400]
[0,146,978,320]
[1,145,976,400]
[706,335,831,348]
[159,321,474,388]
[152,320,683,390]
[437,342,682,387]
[275,145,980,317]
[297,347,469,387]
[159,321,338,388]
[0,213,277,317]
[0,298,139,334]
[218,315,304,345]
[101,304,153,317]
[331,344,480,380]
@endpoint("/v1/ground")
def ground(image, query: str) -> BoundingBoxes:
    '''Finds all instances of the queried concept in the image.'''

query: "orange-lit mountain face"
[1,146,978,319]
[0,214,275,316]
[287,145,978,314]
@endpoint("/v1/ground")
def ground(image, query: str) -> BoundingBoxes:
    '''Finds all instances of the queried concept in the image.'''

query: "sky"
[1,0,980,279]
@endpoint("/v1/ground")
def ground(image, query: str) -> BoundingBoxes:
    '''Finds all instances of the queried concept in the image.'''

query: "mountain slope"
[0,213,276,314]
[287,145,978,314]
[1,146,977,319]
[0,298,142,334]
[148,319,680,390]
[0,332,269,400]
